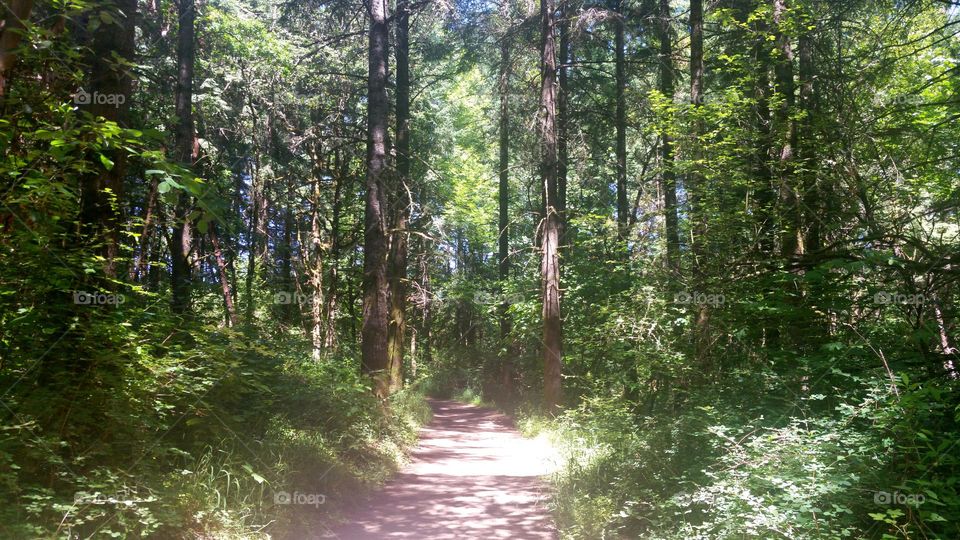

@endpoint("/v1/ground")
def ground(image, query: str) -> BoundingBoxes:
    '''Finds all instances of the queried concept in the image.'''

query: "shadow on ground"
[317,399,557,539]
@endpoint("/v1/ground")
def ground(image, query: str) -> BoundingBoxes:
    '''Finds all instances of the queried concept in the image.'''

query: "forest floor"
[326,399,558,539]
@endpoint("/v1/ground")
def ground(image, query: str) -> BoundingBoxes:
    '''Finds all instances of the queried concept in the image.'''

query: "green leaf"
[242,464,266,484]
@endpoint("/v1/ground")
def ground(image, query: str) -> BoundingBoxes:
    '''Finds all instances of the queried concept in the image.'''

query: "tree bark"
[419,250,433,365]
[558,2,569,223]
[243,159,266,326]
[657,0,679,272]
[751,9,775,254]
[308,162,325,358]
[498,31,513,392]
[361,0,392,398]
[131,177,159,282]
[170,0,195,314]
[773,0,801,259]
[388,0,411,393]
[689,0,710,366]
[0,0,34,99]
[148,211,164,291]
[539,0,562,413]
[76,0,136,281]
[498,39,511,327]
[210,224,238,326]
[689,0,703,112]
[279,201,294,325]
[798,25,820,253]
[615,2,628,239]
[324,151,344,349]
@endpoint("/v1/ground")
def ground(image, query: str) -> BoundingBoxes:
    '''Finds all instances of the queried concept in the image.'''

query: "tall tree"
[170,0,196,314]
[558,0,569,222]
[614,0,628,239]
[689,0,710,364]
[210,224,238,326]
[657,0,679,271]
[797,15,819,253]
[243,168,264,325]
[539,0,562,413]
[324,148,346,350]
[387,0,411,393]
[361,0,392,398]
[498,14,512,389]
[497,41,510,327]
[76,0,136,280]
[307,149,325,358]
[750,2,775,253]
[773,0,800,259]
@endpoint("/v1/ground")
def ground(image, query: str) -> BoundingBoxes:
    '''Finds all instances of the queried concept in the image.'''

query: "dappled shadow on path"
[321,399,557,539]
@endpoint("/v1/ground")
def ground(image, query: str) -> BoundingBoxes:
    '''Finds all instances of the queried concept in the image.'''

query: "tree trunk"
[498,33,513,393]
[244,166,264,326]
[324,152,344,349]
[387,0,411,393]
[539,0,562,413]
[689,0,711,366]
[148,211,164,291]
[615,2,628,239]
[131,177,159,282]
[0,0,34,99]
[657,0,679,272]
[773,0,800,259]
[361,0,392,398]
[279,201,294,325]
[752,13,775,254]
[420,251,433,365]
[558,2,569,224]
[210,224,238,326]
[309,167,325,358]
[170,0,195,314]
[933,302,957,376]
[76,0,136,281]
[798,26,820,253]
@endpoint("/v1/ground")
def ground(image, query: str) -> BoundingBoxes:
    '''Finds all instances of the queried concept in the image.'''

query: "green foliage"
[535,369,960,539]
[0,318,429,538]
[3,0,960,536]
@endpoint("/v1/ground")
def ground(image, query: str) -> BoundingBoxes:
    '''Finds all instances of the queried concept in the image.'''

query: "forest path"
[326,399,558,539]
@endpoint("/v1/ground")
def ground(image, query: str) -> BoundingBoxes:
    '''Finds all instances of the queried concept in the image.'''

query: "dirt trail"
[327,399,558,539]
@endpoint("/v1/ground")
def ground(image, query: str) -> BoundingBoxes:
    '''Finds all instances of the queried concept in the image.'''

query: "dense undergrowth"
[436,356,960,539]
[3,0,958,537]
[528,371,960,540]
[427,253,960,540]
[0,301,429,538]
[1,60,430,537]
